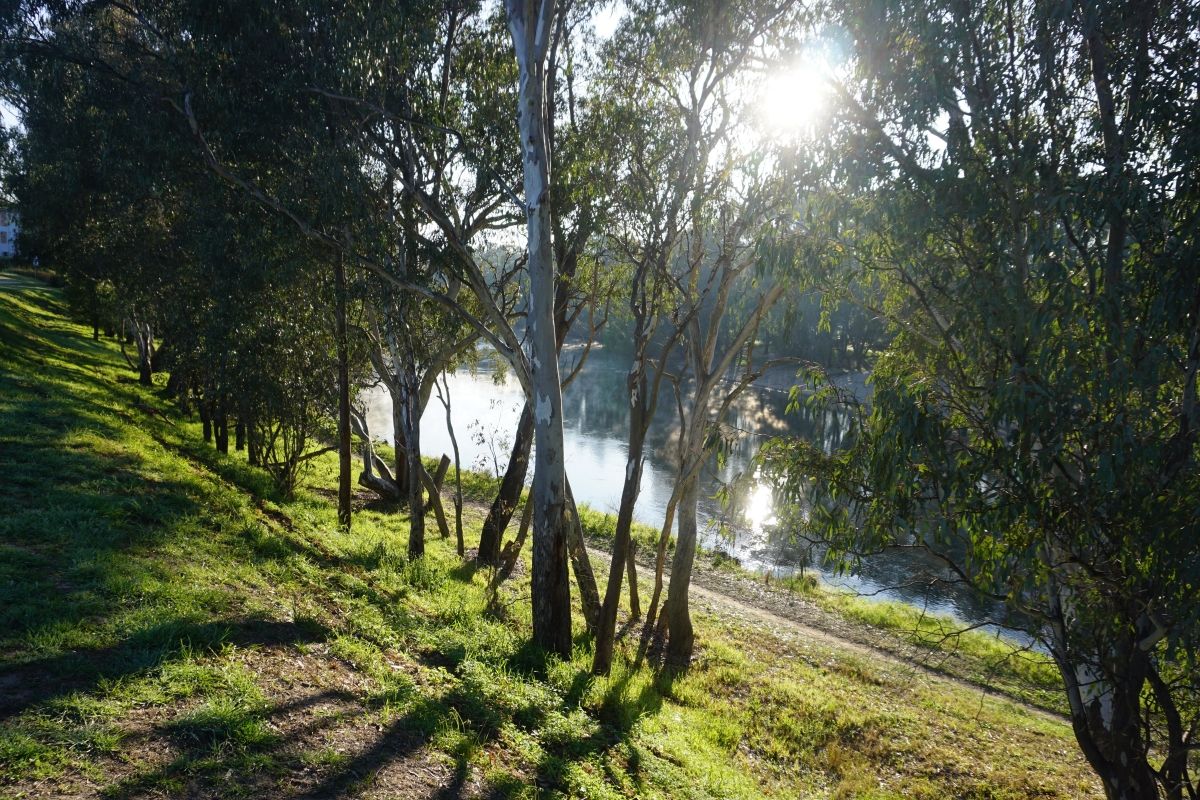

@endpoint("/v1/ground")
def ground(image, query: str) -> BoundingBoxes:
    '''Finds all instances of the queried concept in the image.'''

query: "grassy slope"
[574,509,1067,716]
[0,275,1102,799]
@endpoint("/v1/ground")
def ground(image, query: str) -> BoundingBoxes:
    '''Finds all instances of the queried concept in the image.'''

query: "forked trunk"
[1053,637,1161,800]
[478,402,533,564]
[593,395,649,674]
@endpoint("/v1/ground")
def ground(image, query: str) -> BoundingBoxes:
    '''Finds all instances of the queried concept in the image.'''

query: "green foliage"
[764,0,1200,790]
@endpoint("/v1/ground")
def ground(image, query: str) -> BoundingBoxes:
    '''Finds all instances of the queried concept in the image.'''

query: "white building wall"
[0,209,18,258]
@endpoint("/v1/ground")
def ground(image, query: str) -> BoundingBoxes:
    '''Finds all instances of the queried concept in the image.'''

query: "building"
[0,208,18,258]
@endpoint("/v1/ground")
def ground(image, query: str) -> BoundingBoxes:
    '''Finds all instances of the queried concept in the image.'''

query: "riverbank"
[0,273,1101,798]
[365,347,999,627]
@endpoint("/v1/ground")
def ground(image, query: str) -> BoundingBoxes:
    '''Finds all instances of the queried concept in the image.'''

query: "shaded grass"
[0,276,1102,799]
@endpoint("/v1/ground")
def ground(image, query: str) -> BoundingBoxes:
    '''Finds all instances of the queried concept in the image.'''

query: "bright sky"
[591,1,626,40]
[1,100,20,130]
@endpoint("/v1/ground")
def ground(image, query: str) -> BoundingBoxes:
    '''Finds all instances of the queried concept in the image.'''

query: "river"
[361,350,1026,640]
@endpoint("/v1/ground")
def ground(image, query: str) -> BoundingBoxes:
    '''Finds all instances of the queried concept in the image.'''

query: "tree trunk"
[432,454,450,489]
[494,497,533,586]
[130,316,154,386]
[235,419,245,452]
[421,459,451,540]
[440,379,466,557]
[1052,635,1161,800]
[334,249,353,530]
[391,397,410,492]
[626,543,640,618]
[593,395,649,674]
[199,398,212,444]
[355,413,401,501]
[564,479,600,634]
[638,491,680,662]
[214,401,229,454]
[478,402,534,565]
[508,0,571,657]
[247,412,260,466]
[401,372,425,558]
[664,474,699,665]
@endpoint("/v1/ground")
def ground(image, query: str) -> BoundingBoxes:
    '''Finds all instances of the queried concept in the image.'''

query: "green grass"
[759,574,1065,712]
[571,489,1065,714]
[0,274,1103,798]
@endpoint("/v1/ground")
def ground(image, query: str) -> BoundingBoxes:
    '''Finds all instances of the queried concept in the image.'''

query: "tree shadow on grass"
[492,639,681,795]
[448,559,479,584]
[103,688,366,800]
[0,616,330,724]
[0,389,221,664]
[531,666,675,795]
[106,686,489,799]
[94,640,679,800]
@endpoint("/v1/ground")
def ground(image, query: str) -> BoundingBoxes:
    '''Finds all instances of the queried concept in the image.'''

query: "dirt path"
[582,540,1066,723]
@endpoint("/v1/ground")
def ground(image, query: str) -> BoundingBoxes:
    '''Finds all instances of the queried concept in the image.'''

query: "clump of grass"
[168,696,275,755]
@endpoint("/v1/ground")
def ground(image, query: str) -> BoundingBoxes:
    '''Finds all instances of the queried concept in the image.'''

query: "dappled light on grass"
[0,278,1103,798]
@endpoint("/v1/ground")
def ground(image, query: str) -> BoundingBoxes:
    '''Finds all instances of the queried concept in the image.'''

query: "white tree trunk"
[506,0,571,656]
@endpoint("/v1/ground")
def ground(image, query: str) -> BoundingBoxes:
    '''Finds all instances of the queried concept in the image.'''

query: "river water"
[361,350,1024,639]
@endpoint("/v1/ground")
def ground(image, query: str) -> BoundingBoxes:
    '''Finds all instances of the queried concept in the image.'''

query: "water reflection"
[360,352,1025,641]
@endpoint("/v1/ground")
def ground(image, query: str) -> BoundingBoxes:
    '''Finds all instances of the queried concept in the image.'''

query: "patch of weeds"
[157,654,233,700]
[402,555,448,592]
[431,706,486,777]
[329,633,386,676]
[370,671,418,711]
[167,696,275,755]
[299,746,352,770]
[0,728,66,782]
[354,538,407,572]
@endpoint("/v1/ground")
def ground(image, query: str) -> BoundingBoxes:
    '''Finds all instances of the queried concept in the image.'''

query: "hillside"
[0,272,1102,799]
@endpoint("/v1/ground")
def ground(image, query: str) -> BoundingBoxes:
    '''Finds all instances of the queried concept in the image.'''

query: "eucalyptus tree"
[5,0,507,544]
[589,17,699,674]
[502,0,577,655]
[478,0,617,572]
[591,0,804,667]
[311,3,523,554]
[763,1,1200,797]
[6,2,374,501]
[7,0,593,653]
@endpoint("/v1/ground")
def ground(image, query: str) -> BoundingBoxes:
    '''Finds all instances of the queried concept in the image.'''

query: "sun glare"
[757,61,829,138]
[743,479,778,532]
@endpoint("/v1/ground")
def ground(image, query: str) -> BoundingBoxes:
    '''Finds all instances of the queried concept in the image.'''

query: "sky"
[591,2,626,40]
[1,100,20,130]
